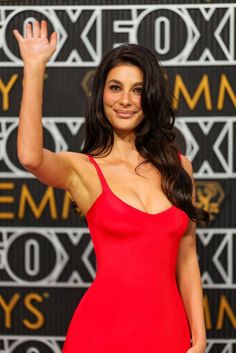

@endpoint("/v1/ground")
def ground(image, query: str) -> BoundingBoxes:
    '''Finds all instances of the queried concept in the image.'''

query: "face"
[103,64,144,134]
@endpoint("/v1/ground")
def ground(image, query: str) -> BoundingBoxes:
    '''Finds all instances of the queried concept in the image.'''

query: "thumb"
[13,29,24,42]
[49,31,57,47]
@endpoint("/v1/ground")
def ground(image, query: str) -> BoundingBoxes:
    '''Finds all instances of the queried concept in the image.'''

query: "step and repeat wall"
[0,1,235,352]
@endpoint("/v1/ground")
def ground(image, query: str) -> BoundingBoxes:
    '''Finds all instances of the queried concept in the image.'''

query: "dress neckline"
[86,154,176,217]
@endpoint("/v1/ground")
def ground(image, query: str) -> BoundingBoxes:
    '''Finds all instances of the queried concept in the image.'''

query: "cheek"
[103,91,117,106]
[134,96,142,110]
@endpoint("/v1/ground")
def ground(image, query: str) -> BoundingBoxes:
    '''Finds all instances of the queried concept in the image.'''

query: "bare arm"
[176,155,207,352]
[13,20,75,190]
[17,60,45,166]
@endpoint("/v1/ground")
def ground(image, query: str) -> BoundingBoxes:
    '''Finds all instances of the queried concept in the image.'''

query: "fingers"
[12,29,24,42]
[32,20,40,38]
[49,31,57,47]
[25,20,47,39]
[33,20,49,38]
[26,22,32,39]
[40,20,48,38]
[13,20,52,42]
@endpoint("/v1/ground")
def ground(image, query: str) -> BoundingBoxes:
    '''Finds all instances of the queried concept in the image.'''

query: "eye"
[109,84,120,91]
[133,87,143,94]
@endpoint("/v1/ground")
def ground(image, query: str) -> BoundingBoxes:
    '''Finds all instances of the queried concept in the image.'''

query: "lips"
[114,110,137,117]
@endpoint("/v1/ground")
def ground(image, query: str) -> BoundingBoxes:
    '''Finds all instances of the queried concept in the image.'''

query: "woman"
[13,20,209,353]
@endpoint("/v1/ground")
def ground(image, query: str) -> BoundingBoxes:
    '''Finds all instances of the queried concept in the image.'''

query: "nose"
[119,91,132,106]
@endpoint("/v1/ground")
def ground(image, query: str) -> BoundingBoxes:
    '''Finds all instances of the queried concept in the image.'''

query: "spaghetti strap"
[86,154,109,192]
[177,151,182,161]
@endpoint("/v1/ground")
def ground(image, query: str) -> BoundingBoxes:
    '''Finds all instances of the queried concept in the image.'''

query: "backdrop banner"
[0,1,235,352]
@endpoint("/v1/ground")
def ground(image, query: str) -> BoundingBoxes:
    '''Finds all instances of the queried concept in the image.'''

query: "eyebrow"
[107,79,143,86]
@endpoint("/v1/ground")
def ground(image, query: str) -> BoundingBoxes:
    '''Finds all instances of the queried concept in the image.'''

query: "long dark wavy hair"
[71,43,210,226]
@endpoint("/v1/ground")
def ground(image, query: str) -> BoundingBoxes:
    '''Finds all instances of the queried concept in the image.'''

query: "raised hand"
[13,20,57,66]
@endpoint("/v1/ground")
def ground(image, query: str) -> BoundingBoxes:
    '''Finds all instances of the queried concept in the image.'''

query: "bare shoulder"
[179,153,196,204]
[59,150,88,163]
[179,153,193,178]
[65,151,97,192]
[63,151,91,181]
[56,150,89,167]
[64,151,102,216]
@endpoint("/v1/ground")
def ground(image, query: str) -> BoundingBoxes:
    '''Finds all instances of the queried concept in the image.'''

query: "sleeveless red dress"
[62,152,192,353]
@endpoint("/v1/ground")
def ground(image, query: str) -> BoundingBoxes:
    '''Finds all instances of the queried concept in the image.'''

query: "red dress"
[62,152,191,353]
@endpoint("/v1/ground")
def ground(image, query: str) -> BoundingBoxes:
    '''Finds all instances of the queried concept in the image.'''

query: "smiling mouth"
[114,110,137,117]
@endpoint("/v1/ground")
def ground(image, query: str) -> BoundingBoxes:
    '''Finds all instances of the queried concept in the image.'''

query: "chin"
[111,120,143,132]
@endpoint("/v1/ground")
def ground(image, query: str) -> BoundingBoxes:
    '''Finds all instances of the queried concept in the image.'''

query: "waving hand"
[13,20,57,65]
